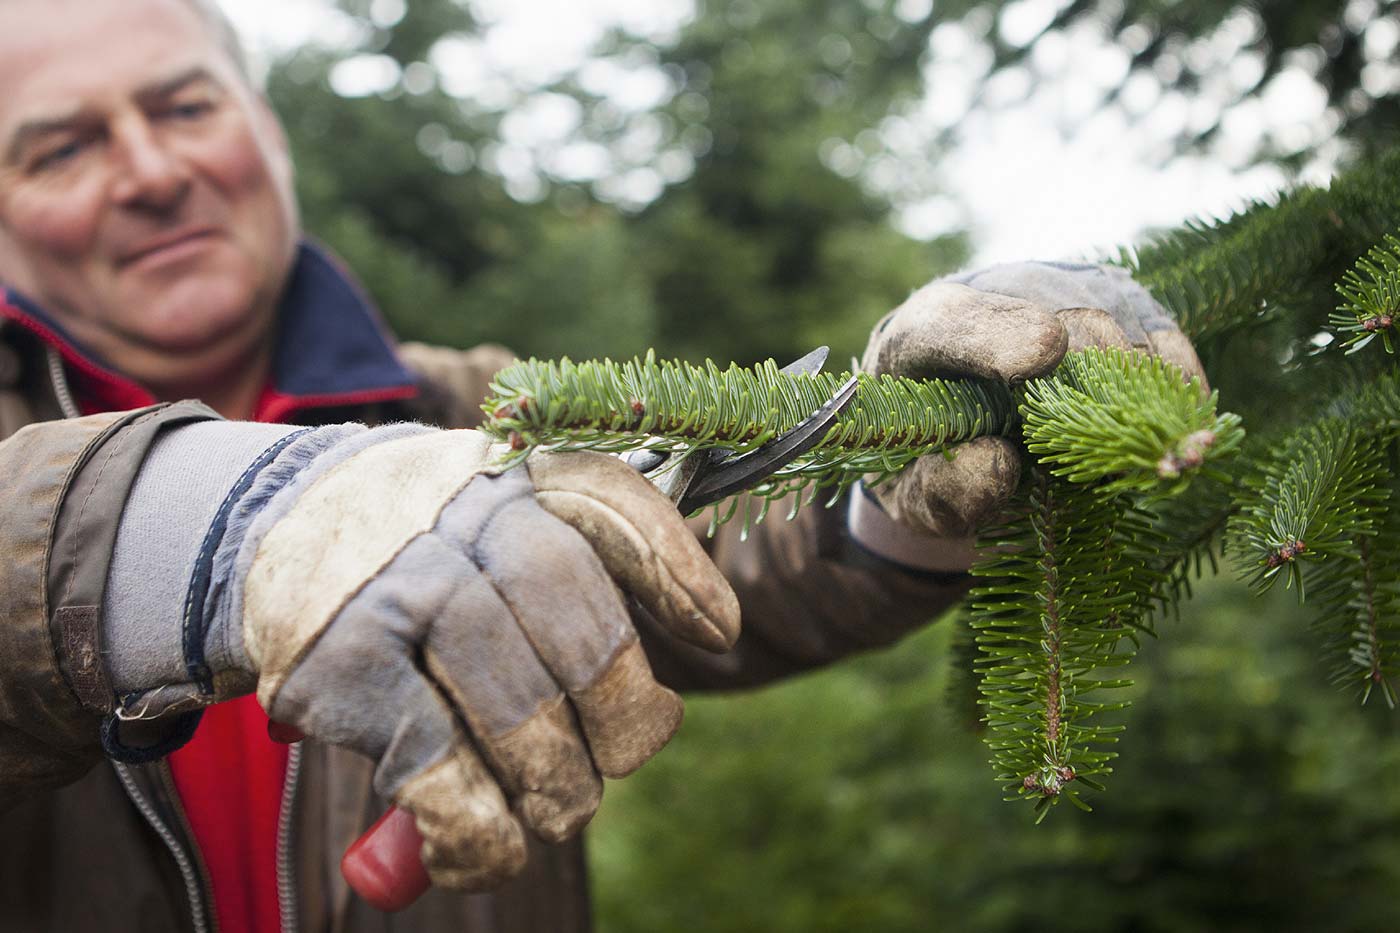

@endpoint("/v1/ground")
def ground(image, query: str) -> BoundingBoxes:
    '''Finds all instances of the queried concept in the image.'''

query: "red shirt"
[169,698,289,933]
[165,384,335,933]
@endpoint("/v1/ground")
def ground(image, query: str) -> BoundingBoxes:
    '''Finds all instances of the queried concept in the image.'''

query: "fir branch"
[482,352,1019,514]
[1326,149,1400,263]
[1021,348,1244,497]
[1286,463,1400,710]
[484,349,1243,521]
[970,472,1155,819]
[1143,476,1239,616]
[1330,233,1400,355]
[1227,419,1389,597]
[944,613,986,735]
[1120,149,1400,353]
[482,348,1246,820]
[1225,365,1400,706]
[1322,367,1400,428]
[1310,508,1400,709]
[484,352,1013,457]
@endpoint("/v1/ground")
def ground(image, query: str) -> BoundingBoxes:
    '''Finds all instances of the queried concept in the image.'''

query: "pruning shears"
[339,347,860,912]
[624,345,861,514]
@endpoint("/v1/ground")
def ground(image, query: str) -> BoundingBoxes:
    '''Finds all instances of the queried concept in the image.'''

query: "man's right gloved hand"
[102,421,740,890]
[850,261,1207,569]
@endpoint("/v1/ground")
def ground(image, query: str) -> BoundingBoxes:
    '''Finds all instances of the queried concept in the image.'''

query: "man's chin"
[117,280,272,356]
[117,298,275,369]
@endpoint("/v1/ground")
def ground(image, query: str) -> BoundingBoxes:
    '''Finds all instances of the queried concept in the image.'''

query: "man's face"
[0,0,297,367]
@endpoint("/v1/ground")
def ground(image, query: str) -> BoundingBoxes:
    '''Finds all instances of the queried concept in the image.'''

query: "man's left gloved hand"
[98,420,739,891]
[850,261,1206,570]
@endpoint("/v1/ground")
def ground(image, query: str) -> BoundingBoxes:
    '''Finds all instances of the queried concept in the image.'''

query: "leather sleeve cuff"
[46,400,222,715]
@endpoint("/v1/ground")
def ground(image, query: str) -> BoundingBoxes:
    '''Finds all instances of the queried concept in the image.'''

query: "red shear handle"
[269,722,431,911]
[341,807,431,912]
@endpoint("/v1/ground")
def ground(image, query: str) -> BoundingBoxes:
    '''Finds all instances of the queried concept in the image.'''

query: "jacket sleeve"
[396,341,517,430]
[637,494,971,690]
[403,341,971,693]
[0,402,217,804]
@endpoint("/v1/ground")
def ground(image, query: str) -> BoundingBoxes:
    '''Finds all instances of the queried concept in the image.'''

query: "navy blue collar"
[1,240,419,417]
[269,242,417,400]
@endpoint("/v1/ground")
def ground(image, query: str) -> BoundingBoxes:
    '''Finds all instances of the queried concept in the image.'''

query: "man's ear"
[254,94,295,183]
[0,222,35,295]
[251,94,300,239]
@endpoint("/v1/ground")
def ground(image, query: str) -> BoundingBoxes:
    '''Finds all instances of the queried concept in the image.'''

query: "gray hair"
[5,0,257,83]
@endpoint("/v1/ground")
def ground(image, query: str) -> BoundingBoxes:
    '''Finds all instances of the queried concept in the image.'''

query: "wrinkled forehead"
[0,0,246,129]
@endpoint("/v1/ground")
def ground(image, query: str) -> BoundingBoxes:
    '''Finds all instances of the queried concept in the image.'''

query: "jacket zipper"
[47,345,80,419]
[277,742,303,933]
[113,761,217,933]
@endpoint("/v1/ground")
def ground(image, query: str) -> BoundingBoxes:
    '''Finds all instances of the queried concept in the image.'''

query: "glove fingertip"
[398,748,528,891]
[660,584,740,654]
[1058,307,1133,354]
[874,437,1021,538]
[527,453,741,653]
[1145,329,1211,394]
[996,312,1069,383]
[573,641,684,778]
[485,697,604,843]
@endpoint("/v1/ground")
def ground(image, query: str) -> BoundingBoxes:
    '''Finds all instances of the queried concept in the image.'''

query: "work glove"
[850,261,1206,569]
[100,421,739,889]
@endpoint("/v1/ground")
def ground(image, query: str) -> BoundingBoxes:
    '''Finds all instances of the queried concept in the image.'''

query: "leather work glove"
[100,421,739,890]
[850,261,1206,569]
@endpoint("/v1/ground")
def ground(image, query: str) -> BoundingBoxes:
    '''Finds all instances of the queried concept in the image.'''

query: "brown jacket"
[0,316,966,932]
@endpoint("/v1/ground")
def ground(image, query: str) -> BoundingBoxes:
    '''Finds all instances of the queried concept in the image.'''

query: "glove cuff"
[104,421,311,696]
[103,422,421,708]
[846,481,981,573]
[100,420,444,759]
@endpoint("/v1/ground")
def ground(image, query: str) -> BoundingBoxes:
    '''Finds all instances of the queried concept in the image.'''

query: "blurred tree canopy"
[965,0,1400,162]
[261,1,1400,929]
[271,0,1400,375]
[270,0,964,367]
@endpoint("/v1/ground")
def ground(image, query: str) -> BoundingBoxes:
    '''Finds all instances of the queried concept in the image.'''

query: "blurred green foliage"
[263,0,1400,928]
[591,582,1400,932]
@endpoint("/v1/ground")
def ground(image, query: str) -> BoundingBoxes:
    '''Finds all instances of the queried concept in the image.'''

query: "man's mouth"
[118,228,219,269]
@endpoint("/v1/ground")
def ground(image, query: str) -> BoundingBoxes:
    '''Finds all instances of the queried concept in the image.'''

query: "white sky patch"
[501,94,585,147]
[548,140,613,181]
[222,0,359,58]
[578,57,676,111]
[999,0,1072,49]
[910,106,1289,263]
[328,53,400,97]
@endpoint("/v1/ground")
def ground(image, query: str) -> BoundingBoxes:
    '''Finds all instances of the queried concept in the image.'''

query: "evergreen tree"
[482,147,1400,815]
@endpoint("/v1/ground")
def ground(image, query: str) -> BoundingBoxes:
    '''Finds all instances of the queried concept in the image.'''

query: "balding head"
[0,0,252,83]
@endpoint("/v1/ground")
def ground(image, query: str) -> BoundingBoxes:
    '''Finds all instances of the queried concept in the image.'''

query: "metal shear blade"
[622,346,832,477]
[675,371,859,514]
[626,346,858,514]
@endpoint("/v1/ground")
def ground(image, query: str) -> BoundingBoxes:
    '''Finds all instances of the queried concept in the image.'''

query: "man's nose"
[110,120,191,212]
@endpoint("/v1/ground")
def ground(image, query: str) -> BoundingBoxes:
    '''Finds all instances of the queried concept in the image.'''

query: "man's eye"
[32,139,85,171]
[166,100,214,121]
